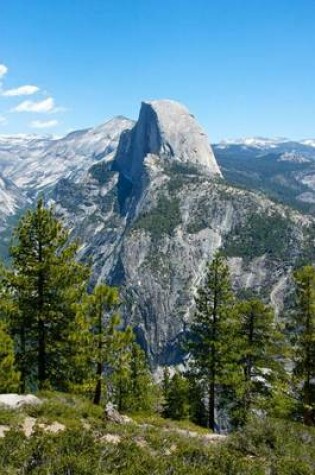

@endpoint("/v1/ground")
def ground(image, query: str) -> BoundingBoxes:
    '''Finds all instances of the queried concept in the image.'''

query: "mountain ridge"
[0,100,315,364]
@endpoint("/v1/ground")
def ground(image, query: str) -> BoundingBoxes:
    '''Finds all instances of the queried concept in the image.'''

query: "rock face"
[115,100,221,183]
[0,117,134,191]
[1,100,315,366]
[51,101,315,366]
[0,394,42,409]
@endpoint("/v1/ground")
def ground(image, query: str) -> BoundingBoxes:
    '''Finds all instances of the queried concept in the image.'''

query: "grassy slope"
[0,392,314,474]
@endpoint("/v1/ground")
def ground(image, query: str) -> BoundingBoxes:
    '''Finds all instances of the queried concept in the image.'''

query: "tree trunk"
[93,362,102,405]
[303,278,313,425]
[93,300,103,405]
[38,318,46,387]
[37,237,46,388]
[208,380,215,431]
[19,322,26,393]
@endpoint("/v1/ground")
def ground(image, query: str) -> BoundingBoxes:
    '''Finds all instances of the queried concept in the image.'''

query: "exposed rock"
[162,426,226,443]
[1,101,315,367]
[164,443,177,455]
[134,436,149,449]
[0,117,134,191]
[0,394,42,409]
[22,417,37,437]
[115,99,221,183]
[39,421,65,434]
[0,425,10,438]
[104,402,133,425]
[50,101,315,366]
[100,433,121,444]
[20,417,65,437]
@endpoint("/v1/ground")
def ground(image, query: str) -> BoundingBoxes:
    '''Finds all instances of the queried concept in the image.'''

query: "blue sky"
[0,0,314,141]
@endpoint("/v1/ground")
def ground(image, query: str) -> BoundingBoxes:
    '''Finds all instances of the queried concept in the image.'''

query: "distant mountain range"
[217,137,315,149]
[0,103,314,365]
[213,137,315,214]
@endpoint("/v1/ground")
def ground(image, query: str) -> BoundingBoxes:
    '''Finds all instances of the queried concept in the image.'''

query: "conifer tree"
[235,298,286,425]
[291,265,315,425]
[0,321,20,393]
[187,374,207,426]
[74,284,120,404]
[162,366,171,399]
[8,199,89,390]
[163,372,190,420]
[127,342,155,412]
[73,284,154,410]
[189,253,242,431]
[109,326,134,412]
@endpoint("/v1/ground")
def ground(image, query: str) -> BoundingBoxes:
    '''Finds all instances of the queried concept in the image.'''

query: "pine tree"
[0,321,20,393]
[127,342,155,412]
[163,372,190,420]
[109,326,134,412]
[291,265,315,425]
[187,373,207,426]
[235,298,286,425]
[162,366,171,407]
[73,284,154,410]
[188,253,242,431]
[8,199,89,391]
[75,284,120,404]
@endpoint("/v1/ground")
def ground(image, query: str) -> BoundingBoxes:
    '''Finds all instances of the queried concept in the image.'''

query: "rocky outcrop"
[115,100,221,183]
[0,117,134,191]
[1,100,315,366]
[0,394,42,409]
[51,101,315,366]
[104,403,133,425]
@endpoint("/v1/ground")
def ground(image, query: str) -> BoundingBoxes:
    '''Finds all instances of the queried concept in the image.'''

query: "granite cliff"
[50,100,314,365]
[0,100,314,364]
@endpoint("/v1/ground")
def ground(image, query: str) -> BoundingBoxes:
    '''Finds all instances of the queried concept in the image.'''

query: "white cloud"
[30,119,59,129]
[0,64,8,78]
[12,97,55,113]
[2,84,40,97]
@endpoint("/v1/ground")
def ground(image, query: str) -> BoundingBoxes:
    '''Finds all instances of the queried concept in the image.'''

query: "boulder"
[0,394,42,409]
[104,402,133,425]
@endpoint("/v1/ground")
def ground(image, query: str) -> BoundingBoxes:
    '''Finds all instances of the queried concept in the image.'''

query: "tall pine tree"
[127,342,155,412]
[8,199,89,391]
[235,298,286,425]
[74,284,120,404]
[163,372,190,420]
[291,265,315,425]
[189,253,242,431]
[109,326,134,412]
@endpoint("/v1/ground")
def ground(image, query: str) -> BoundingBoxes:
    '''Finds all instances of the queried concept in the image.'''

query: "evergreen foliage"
[0,195,314,454]
[126,342,156,412]
[234,299,287,425]
[73,284,120,404]
[7,199,90,391]
[0,321,20,393]
[71,284,155,411]
[187,374,207,427]
[224,213,293,262]
[188,253,243,430]
[291,265,315,425]
[134,194,181,239]
[108,325,134,412]
[163,372,190,420]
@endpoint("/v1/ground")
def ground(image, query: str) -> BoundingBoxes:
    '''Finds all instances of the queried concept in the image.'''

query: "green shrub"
[224,213,294,262]
[134,194,181,240]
